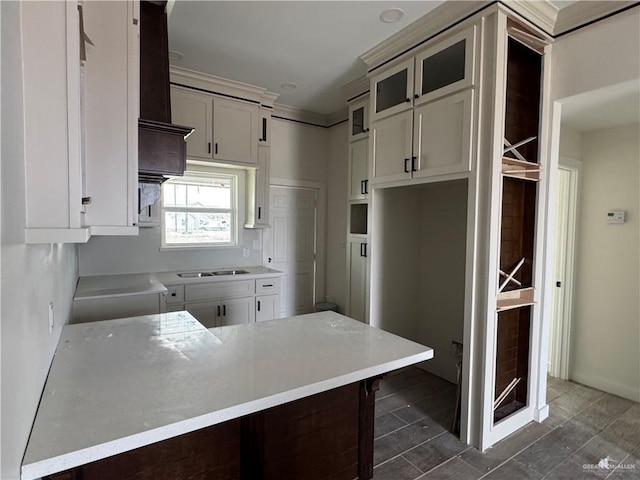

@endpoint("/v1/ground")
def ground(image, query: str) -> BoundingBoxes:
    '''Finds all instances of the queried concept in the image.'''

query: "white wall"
[1,3,79,477]
[417,180,468,383]
[326,122,348,312]
[559,126,582,160]
[571,124,639,401]
[551,8,640,101]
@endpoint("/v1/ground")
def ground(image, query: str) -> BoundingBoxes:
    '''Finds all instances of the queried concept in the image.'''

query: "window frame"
[160,167,242,249]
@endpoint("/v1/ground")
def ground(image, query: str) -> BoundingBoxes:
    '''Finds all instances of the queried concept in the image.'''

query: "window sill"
[159,244,239,252]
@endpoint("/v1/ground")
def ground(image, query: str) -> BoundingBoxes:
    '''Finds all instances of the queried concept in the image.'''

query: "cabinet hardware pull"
[414,94,420,99]
[262,117,267,142]
[411,156,417,172]
[364,128,369,133]
[258,206,262,219]
[82,196,92,205]
[257,301,261,312]
[217,305,221,317]
[223,304,226,316]
[404,158,410,173]
[208,142,211,154]
[405,98,411,103]
[215,143,218,155]
[262,284,273,288]
[360,180,366,195]
[364,179,368,194]
[360,243,367,257]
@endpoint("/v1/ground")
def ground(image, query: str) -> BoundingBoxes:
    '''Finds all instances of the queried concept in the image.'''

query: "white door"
[269,186,317,317]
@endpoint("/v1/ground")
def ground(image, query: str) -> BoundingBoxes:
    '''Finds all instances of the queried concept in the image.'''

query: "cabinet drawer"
[185,280,255,302]
[165,285,185,304]
[166,303,185,313]
[256,277,281,294]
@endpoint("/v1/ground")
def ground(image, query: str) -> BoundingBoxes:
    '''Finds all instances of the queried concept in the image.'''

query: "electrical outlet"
[48,303,54,334]
[243,247,250,258]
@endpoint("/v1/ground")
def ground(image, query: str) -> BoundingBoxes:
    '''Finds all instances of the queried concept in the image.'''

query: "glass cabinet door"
[414,26,475,105]
[348,96,369,141]
[371,58,414,122]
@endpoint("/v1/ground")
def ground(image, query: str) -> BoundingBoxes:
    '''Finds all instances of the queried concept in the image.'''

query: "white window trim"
[160,164,246,250]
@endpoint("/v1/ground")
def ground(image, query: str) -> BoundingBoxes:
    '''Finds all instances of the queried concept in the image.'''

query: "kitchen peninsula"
[22,311,433,480]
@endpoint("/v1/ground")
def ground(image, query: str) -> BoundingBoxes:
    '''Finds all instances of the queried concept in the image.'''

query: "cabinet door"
[371,58,414,122]
[413,89,473,178]
[348,139,368,200]
[213,97,259,166]
[348,96,369,141]
[414,26,476,105]
[347,240,368,323]
[256,294,279,322]
[83,0,139,234]
[171,87,212,160]
[219,296,255,326]
[246,146,270,228]
[185,301,220,328]
[371,110,413,184]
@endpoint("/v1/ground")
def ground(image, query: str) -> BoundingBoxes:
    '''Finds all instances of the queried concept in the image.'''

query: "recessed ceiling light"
[168,50,183,61]
[280,82,297,91]
[379,8,405,23]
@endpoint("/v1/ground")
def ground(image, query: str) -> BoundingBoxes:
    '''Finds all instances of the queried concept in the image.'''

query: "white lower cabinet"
[73,293,164,323]
[165,277,281,327]
[256,295,279,322]
[347,238,369,323]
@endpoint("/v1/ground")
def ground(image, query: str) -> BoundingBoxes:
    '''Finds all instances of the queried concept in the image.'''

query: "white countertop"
[21,311,433,480]
[73,273,167,300]
[155,266,283,286]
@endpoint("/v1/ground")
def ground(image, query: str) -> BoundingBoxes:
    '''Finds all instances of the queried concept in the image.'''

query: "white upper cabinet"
[371,110,413,184]
[171,86,260,167]
[21,0,140,244]
[83,0,139,235]
[371,58,414,122]
[348,96,370,141]
[348,139,369,200]
[412,89,474,178]
[171,87,212,159]
[414,26,476,106]
[213,97,259,166]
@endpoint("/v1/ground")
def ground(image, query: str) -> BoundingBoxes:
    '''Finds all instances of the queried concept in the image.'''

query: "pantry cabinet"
[245,146,271,228]
[371,59,414,122]
[348,96,370,141]
[348,139,369,200]
[370,110,413,184]
[171,86,259,166]
[346,238,369,323]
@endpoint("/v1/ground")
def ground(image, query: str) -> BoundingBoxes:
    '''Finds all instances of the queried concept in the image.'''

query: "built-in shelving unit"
[494,33,543,424]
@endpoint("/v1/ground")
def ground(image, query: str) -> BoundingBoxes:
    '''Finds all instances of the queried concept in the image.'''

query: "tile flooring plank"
[600,404,640,452]
[542,458,603,479]
[515,419,598,475]
[392,388,456,424]
[402,431,471,473]
[572,394,635,434]
[569,434,631,470]
[372,455,422,480]
[460,421,551,474]
[480,459,543,480]
[374,417,447,466]
[375,412,408,439]
[416,457,482,480]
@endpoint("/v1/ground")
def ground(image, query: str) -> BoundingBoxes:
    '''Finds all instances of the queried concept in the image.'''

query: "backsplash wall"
[78,225,262,276]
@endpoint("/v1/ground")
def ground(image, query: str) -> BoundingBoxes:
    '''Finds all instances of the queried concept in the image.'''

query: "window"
[162,173,237,247]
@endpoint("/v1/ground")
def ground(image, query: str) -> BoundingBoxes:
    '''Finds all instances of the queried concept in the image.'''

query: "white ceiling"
[561,80,640,132]
[168,1,445,115]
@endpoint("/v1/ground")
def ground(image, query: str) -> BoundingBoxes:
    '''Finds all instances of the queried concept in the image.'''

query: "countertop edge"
[20,349,433,480]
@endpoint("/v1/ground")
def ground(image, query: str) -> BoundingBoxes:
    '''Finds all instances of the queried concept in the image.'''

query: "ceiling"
[167,1,446,116]
[561,80,640,132]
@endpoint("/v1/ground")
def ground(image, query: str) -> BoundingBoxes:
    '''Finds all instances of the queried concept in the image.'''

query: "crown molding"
[327,108,348,127]
[504,0,558,36]
[169,66,279,105]
[554,0,638,35]
[360,1,493,71]
[272,104,331,127]
[341,75,370,103]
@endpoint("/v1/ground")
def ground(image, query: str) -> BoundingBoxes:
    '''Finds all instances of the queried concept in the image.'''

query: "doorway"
[267,185,318,317]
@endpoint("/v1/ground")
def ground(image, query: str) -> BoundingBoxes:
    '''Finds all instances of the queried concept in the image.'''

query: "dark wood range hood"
[138,0,193,184]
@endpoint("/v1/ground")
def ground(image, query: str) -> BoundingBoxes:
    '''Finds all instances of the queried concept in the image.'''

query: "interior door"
[269,186,317,317]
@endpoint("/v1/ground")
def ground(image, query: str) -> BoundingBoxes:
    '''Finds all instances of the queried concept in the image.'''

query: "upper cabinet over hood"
[138,0,193,183]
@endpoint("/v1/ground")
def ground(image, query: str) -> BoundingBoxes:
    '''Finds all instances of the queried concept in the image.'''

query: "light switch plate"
[606,210,626,224]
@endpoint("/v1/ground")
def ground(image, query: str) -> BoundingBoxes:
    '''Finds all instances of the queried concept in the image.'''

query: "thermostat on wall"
[606,210,626,224]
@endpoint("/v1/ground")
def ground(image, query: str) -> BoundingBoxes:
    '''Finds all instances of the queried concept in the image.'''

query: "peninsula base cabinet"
[44,379,380,480]
[185,297,255,328]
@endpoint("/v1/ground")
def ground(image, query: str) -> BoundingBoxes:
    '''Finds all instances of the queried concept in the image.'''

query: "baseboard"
[571,371,640,402]
[534,404,549,422]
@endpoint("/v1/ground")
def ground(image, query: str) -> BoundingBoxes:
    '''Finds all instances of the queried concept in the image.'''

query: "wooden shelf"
[497,287,535,312]
[502,157,540,181]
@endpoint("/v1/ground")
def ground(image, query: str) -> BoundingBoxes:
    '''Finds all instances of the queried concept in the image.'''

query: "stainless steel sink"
[212,269,249,276]
[177,270,249,278]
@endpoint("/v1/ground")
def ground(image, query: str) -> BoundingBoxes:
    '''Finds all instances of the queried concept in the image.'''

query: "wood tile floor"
[373,367,640,479]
